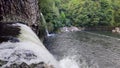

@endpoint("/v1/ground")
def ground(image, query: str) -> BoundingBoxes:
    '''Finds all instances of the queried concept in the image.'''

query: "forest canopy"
[39,0,120,30]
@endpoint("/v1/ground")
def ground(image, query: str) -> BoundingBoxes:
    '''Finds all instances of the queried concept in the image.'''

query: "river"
[44,31,120,68]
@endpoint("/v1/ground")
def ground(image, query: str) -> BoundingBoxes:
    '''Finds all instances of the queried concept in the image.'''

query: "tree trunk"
[0,0,45,38]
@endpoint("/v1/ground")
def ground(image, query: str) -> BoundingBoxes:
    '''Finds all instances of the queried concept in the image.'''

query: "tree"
[58,0,120,27]
[39,0,60,30]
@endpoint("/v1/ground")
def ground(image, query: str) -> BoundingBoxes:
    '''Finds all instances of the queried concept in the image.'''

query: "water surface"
[44,31,120,68]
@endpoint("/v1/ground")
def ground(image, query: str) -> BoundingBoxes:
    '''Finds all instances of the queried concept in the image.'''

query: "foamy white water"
[0,23,60,68]
[59,55,99,68]
[59,56,79,68]
[0,23,102,68]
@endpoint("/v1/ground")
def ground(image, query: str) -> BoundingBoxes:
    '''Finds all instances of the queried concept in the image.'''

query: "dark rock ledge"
[0,60,54,68]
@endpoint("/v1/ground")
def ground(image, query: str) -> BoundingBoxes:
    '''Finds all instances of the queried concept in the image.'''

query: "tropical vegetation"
[39,0,120,30]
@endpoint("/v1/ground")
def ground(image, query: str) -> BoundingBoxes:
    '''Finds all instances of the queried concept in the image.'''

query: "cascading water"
[40,13,53,37]
[0,23,60,68]
[40,13,56,37]
[2,22,120,68]
[0,22,84,68]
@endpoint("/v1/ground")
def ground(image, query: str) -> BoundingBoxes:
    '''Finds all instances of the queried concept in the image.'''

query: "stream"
[44,31,120,68]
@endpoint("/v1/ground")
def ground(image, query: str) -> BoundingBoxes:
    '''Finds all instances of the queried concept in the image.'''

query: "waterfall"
[0,23,60,68]
[40,13,51,36]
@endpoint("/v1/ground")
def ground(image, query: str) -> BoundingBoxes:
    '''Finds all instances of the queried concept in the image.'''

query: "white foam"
[59,56,79,68]
[0,23,60,68]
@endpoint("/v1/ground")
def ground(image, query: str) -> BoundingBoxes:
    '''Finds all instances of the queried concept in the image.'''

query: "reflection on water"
[88,31,120,39]
[44,31,120,68]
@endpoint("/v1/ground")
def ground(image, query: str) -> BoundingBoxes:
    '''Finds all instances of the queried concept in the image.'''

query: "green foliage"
[39,0,61,30]
[62,0,120,27]
[39,0,120,30]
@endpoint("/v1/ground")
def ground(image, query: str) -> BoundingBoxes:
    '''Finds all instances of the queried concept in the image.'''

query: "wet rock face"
[0,0,40,26]
[0,60,54,68]
[112,27,120,34]
[59,26,82,33]
[0,60,8,67]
